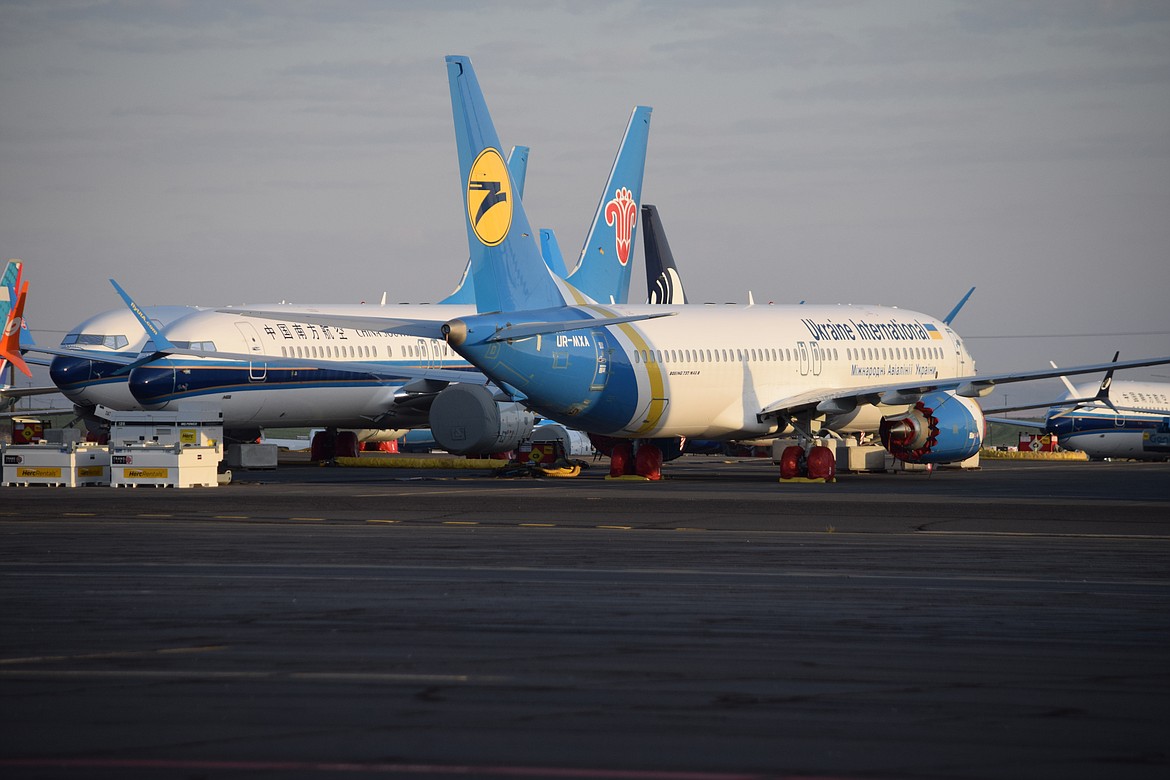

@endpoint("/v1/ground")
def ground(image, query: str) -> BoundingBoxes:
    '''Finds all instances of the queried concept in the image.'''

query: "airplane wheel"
[634,443,663,481]
[609,442,635,477]
[779,446,806,479]
[806,445,836,481]
[335,431,360,459]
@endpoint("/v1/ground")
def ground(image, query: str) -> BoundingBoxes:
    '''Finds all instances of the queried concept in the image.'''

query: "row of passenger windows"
[633,344,947,365]
[278,343,454,360]
[1120,392,1170,405]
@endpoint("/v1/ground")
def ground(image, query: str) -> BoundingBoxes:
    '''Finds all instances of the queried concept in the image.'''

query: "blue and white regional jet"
[258,55,1170,479]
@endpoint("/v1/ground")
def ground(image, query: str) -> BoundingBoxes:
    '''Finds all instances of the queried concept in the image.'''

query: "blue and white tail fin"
[565,106,652,305]
[447,55,579,313]
[440,145,531,305]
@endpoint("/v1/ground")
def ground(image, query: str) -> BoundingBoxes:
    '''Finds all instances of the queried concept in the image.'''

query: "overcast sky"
[2,0,1168,398]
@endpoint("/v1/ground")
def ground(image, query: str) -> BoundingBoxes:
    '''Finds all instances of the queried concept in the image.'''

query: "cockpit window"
[61,333,129,350]
[172,340,217,352]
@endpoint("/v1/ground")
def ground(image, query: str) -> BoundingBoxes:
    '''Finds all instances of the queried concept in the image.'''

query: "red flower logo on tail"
[604,187,637,266]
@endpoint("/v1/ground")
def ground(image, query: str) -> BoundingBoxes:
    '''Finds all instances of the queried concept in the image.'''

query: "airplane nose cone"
[49,355,94,395]
[128,365,176,406]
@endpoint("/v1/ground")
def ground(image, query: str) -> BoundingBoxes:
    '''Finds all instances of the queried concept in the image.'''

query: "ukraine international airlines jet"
[258,55,1169,479]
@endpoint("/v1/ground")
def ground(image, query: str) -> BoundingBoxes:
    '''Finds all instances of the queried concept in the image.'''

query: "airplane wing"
[758,354,1170,420]
[983,416,1048,430]
[19,344,144,366]
[2,384,64,399]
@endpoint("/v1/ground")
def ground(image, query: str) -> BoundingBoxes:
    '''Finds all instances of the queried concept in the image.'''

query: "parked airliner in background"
[257,55,1169,479]
[986,362,1170,461]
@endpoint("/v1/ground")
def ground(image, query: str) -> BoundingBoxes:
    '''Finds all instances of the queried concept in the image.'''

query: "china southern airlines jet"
[256,55,1169,480]
[95,111,652,451]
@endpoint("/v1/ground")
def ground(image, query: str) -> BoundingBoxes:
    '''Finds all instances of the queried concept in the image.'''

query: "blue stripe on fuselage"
[128,361,479,405]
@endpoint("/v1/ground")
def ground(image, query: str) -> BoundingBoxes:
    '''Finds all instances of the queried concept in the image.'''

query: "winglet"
[943,286,976,325]
[1092,351,1120,413]
[109,279,176,352]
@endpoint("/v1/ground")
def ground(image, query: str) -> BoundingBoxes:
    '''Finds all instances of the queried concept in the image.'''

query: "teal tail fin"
[440,145,532,305]
[447,55,574,313]
[565,106,652,305]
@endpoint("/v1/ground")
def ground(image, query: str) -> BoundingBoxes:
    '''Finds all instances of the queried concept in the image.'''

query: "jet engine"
[428,384,536,455]
[879,391,983,464]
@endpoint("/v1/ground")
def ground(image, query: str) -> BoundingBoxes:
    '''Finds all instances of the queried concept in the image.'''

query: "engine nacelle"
[879,391,983,464]
[429,384,536,455]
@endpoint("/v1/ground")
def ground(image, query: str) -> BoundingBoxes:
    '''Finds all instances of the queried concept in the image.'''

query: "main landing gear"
[606,441,664,481]
[310,427,360,463]
[777,442,836,483]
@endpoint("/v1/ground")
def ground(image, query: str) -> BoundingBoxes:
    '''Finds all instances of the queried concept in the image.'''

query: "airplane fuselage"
[448,302,977,442]
[1046,380,1170,460]
[127,304,479,429]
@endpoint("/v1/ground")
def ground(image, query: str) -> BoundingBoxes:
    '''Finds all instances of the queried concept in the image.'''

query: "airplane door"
[797,342,810,376]
[590,331,610,391]
[234,322,266,382]
[946,326,968,375]
[416,339,435,370]
[810,341,822,376]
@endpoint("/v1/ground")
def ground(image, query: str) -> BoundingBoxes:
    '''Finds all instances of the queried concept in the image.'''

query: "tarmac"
[2,456,1168,779]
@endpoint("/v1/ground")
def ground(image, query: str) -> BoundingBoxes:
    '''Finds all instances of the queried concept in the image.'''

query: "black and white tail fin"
[641,204,688,304]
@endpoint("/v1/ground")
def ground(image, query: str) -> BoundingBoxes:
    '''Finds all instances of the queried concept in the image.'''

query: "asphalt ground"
[1,457,1168,779]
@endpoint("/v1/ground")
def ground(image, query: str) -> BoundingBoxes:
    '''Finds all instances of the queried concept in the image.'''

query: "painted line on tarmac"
[919,530,1170,540]
[0,670,510,684]
[0,645,226,666]
[0,757,785,779]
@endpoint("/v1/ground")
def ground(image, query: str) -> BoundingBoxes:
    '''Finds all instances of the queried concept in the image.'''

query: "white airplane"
[104,111,653,453]
[246,55,1170,480]
[985,360,1170,461]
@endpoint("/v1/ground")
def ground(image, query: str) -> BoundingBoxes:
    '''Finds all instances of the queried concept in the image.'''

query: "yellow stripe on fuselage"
[580,305,666,435]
